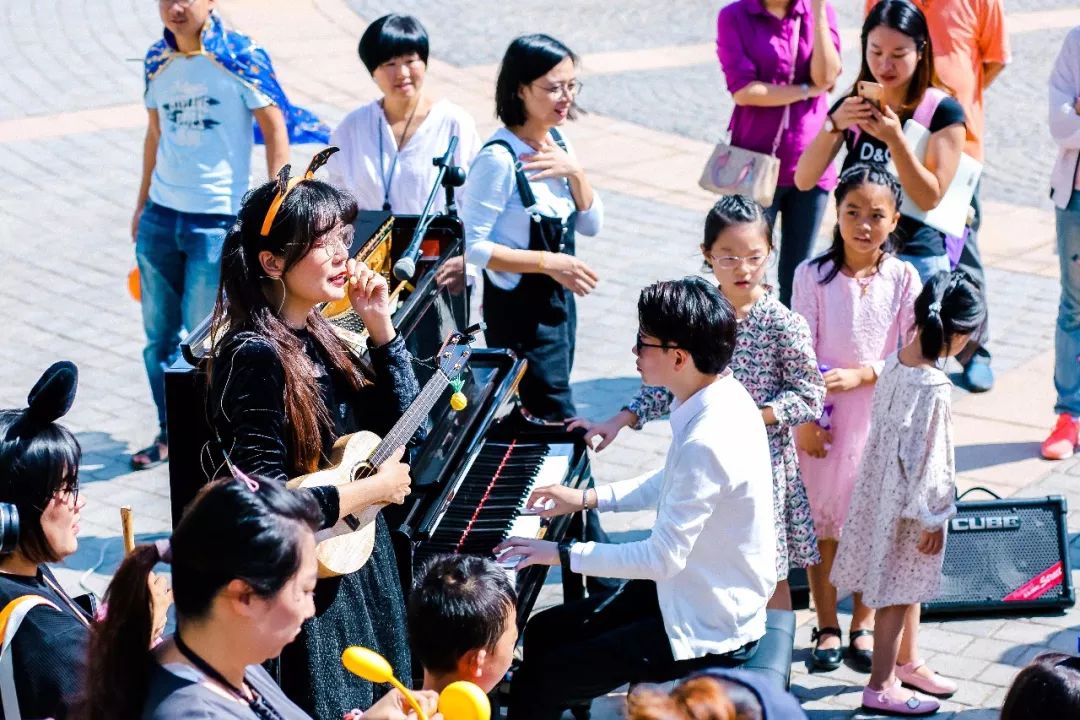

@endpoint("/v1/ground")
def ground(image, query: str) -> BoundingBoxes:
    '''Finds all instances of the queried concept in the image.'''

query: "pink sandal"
[896,659,958,698]
[862,681,939,716]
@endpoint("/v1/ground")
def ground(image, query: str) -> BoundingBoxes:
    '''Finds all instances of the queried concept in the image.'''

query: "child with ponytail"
[79,475,439,720]
[831,270,986,715]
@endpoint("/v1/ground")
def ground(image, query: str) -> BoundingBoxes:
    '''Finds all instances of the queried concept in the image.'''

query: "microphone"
[393,136,461,282]
[342,646,490,720]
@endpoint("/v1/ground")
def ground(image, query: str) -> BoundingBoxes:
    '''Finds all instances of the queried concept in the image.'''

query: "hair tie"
[233,469,261,492]
[927,301,942,316]
[155,539,173,564]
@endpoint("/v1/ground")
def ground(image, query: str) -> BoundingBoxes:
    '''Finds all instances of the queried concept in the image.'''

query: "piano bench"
[733,608,796,690]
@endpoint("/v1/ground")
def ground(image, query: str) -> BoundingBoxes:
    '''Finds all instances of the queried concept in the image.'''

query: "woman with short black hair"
[463,34,602,423]
[327,14,479,216]
[0,362,90,720]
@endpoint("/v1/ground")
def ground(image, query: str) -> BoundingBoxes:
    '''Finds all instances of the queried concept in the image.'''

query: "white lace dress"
[830,355,957,608]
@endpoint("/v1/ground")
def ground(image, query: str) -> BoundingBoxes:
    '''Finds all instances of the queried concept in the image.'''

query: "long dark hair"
[209,174,366,474]
[856,0,948,115]
[79,476,322,720]
[913,270,986,360]
[812,163,902,284]
[495,34,579,127]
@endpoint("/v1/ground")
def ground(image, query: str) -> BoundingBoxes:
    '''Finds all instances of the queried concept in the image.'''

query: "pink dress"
[791,255,921,539]
[830,355,956,607]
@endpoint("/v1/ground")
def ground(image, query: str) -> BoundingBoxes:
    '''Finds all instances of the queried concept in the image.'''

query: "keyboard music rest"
[386,346,594,636]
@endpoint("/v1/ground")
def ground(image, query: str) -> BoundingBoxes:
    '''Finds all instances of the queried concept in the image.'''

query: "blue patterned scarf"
[144,12,329,145]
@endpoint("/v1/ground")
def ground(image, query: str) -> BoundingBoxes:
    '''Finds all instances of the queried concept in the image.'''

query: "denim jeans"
[955,183,991,362]
[764,185,830,307]
[135,200,231,438]
[1055,191,1080,416]
[896,252,951,284]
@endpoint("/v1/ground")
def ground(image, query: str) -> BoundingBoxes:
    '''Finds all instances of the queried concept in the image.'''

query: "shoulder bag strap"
[770,15,803,156]
[0,595,61,720]
[912,87,948,129]
[481,138,537,209]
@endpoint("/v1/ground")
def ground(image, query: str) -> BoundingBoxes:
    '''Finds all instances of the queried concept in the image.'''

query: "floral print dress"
[626,291,825,578]
[830,356,956,607]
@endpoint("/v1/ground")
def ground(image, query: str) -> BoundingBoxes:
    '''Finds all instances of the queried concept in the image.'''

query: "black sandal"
[131,435,168,471]
[810,626,843,671]
[848,628,874,673]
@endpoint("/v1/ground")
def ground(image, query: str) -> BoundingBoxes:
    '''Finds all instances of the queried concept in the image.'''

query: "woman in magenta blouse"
[716,0,842,307]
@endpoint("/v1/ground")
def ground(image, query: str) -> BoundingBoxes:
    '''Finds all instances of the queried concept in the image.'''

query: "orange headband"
[259,146,340,237]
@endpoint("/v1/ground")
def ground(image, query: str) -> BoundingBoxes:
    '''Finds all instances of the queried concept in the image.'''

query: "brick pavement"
[1,1,1078,717]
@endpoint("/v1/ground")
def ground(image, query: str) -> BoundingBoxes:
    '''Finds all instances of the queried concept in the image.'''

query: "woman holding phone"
[715,0,843,307]
[795,0,965,281]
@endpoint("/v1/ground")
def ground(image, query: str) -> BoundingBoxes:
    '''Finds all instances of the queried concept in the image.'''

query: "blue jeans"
[136,200,231,438]
[1055,191,1080,416]
[897,252,950,284]
[765,185,830,307]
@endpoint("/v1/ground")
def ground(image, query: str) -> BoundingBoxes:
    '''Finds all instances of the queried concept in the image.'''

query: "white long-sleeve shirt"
[1049,26,1080,207]
[327,99,480,213]
[571,373,777,661]
[462,127,603,291]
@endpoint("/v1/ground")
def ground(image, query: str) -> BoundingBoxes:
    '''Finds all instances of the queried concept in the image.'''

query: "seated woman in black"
[80,475,440,720]
[201,153,419,718]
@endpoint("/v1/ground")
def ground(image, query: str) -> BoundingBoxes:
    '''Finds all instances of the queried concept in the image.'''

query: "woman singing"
[200,151,418,718]
[463,34,602,423]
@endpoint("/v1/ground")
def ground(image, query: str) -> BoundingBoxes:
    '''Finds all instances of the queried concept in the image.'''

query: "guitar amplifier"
[923,490,1075,616]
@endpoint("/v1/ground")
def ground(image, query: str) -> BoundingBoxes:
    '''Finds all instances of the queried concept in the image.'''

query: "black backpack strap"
[549,126,567,151]
[481,138,536,208]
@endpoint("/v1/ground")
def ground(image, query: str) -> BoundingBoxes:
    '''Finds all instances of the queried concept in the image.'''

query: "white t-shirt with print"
[146,54,272,216]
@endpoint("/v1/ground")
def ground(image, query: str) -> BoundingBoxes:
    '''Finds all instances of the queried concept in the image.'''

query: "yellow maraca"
[341,647,490,720]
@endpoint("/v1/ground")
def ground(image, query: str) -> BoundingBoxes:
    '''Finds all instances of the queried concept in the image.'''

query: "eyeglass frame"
[634,332,682,354]
[307,222,355,262]
[157,0,199,7]
[530,80,583,99]
[32,473,80,513]
[707,252,770,270]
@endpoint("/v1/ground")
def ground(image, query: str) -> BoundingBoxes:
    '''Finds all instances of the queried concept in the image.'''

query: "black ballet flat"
[810,626,843,672]
[848,628,875,673]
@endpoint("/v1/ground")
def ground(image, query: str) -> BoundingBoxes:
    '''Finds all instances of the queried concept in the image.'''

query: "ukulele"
[288,326,478,577]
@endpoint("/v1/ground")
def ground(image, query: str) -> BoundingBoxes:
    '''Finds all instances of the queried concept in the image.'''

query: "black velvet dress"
[206,328,419,720]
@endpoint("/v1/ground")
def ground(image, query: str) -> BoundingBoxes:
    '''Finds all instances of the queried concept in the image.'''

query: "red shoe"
[1042,414,1079,460]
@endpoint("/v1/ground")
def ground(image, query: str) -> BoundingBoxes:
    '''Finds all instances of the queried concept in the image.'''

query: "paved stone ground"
[1,1,1078,718]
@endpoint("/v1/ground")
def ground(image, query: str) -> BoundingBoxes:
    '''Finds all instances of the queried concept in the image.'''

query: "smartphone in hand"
[857,81,884,112]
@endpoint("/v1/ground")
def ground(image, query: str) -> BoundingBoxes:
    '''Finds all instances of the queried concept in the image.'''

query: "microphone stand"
[392,136,466,282]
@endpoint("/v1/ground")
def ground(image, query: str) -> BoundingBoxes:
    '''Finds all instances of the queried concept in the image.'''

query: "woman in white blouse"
[463,34,602,423]
[328,14,479,214]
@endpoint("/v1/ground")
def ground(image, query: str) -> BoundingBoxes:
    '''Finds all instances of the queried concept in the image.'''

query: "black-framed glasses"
[634,333,680,354]
[33,476,79,513]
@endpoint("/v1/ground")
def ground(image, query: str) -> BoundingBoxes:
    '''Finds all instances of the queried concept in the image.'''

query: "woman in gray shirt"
[77,476,437,720]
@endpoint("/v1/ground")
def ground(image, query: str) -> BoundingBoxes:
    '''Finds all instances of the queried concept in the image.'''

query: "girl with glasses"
[462,33,602,424]
[202,159,420,718]
[568,195,826,611]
